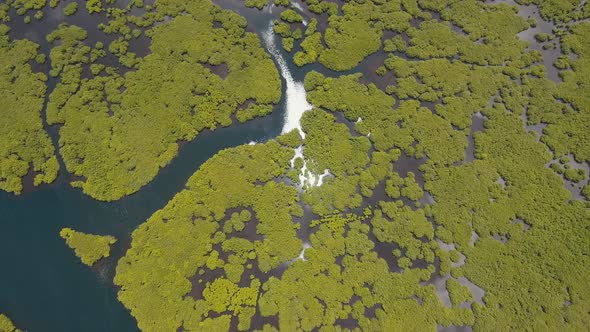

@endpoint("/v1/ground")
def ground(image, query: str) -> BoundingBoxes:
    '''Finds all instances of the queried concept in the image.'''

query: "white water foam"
[288,146,332,188]
[262,22,331,187]
[291,1,308,25]
[296,242,312,261]
[291,2,305,12]
[261,22,312,138]
[315,169,332,186]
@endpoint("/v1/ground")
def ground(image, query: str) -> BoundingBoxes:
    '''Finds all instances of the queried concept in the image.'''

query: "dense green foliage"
[300,110,370,214]
[280,9,302,23]
[1,0,589,330]
[3,0,46,17]
[296,2,590,328]
[63,2,77,16]
[275,129,301,148]
[305,72,466,165]
[85,0,102,14]
[115,139,301,331]
[114,0,590,325]
[515,0,590,22]
[278,0,534,71]
[427,103,589,330]
[46,0,281,200]
[0,314,20,332]
[295,0,412,70]
[0,26,58,195]
[542,22,590,163]
[260,215,473,330]
[243,0,267,10]
[60,228,117,266]
[114,136,480,330]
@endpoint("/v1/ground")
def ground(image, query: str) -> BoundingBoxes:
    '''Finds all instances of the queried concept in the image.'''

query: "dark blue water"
[0,117,283,331]
[0,2,290,331]
[0,0,385,330]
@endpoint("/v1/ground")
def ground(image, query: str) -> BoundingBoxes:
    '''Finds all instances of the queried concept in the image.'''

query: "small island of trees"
[60,228,116,266]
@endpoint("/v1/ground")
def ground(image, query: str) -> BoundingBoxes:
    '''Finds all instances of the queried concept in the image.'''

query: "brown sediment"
[463,112,486,163]
[202,62,229,80]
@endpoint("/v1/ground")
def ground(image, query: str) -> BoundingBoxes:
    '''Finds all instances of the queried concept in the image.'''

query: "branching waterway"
[0,3,303,332]
[0,0,335,329]
[261,22,312,136]
[259,19,332,188]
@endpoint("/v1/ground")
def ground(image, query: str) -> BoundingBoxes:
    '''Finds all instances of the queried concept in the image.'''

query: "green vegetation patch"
[0,314,21,332]
[280,9,302,23]
[515,0,590,22]
[283,0,530,71]
[63,2,77,16]
[5,0,46,17]
[114,140,302,331]
[0,25,58,195]
[427,103,590,330]
[305,72,466,165]
[60,228,117,266]
[243,0,268,10]
[296,0,411,71]
[260,217,472,330]
[45,1,281,201]
[2,0,590,330]
[275,129,302,148]
[542,23,590,163]
[300,110,370,215]
[114,138,478,330]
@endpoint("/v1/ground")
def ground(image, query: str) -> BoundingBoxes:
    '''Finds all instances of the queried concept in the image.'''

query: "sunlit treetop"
[0,25,58,195]
[45,0,282,201]
[60,228,117,266]
[0,314,21,332]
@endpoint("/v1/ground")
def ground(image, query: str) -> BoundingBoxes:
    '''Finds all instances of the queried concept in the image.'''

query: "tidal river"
[0,2,311,331]
[262,21,313,136]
